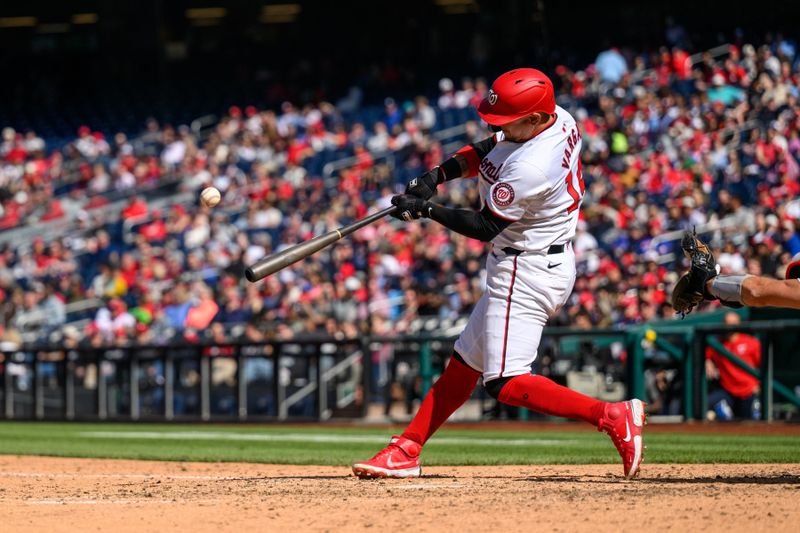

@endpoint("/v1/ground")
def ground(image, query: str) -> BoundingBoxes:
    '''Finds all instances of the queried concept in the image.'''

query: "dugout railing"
[693,321,800,421]
[1,321,799,422]
[624,319,800,421]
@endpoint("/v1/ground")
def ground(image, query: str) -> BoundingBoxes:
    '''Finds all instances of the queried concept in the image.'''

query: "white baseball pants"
[454,244,575,381]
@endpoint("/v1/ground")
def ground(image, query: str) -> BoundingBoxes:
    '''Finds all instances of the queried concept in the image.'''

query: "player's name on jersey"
[561,127,582,169]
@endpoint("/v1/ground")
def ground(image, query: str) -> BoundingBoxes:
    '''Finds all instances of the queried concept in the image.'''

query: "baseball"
[200,186,221,207]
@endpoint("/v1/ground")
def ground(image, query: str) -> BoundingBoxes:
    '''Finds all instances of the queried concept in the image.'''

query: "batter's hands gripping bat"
[245,206,397,282]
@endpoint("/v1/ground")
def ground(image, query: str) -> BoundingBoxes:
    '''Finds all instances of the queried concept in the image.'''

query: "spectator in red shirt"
[671,48,692,80]
[185,283,220,330]
[122,195,148,220]
[39,198,65,222]
[705,312,762,420]
[139,209,167,243]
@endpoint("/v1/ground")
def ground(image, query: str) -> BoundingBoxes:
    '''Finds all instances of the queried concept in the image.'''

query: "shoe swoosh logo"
[622,420,632,443]
[385,457,404,468]
[547,262,562,269]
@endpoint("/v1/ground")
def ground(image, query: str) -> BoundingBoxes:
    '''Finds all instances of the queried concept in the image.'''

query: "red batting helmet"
[477,68,556,126]
[787,259,800,279]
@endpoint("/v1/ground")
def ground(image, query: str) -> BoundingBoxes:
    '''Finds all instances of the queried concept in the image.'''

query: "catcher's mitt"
[671,229,718,316]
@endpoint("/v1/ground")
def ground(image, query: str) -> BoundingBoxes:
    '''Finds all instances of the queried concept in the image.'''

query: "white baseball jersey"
[478,105,584,252]
[455,105,584,381]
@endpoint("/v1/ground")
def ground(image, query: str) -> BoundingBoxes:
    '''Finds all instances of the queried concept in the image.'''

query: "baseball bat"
[245,206,398,282]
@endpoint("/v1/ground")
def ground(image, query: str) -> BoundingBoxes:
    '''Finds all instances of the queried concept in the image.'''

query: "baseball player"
[673,231,800,312]
[352,68,646,480]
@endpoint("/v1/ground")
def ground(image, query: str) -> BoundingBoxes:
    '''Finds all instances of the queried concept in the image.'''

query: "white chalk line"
[77,431,577,447]
[19,486,459,502]
[0,473,468,486]
[20,498,218,505]
[395,483,464,490]
[0,472,265,480]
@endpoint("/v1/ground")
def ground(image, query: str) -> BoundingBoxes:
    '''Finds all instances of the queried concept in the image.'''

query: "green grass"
[0,422,798,465]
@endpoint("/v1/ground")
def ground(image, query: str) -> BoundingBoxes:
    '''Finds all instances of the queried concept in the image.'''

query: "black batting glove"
[391,194,431,221]
[405,167,443,200]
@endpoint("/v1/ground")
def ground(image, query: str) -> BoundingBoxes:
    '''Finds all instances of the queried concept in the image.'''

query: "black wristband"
[439,158,462,183]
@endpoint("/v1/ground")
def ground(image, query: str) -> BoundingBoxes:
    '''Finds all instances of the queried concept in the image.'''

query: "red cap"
[477,68,556,126]
[579,292,595,306]
[641,272,659,287]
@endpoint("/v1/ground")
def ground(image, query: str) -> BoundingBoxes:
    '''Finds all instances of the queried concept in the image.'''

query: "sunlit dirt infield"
[1,455,799,532]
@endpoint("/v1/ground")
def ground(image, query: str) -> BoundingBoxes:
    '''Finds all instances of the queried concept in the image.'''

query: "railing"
[694,321,800,421]
[625,43,732,86]
[625,319,800,421]
[644,215,743,265]
[0,174,194,250]
[12,298,103,345]
[689,44,732,66]
[1,337,368,422]
[5,319,795,423]
[190,114,218,143]
[0,107,221,246]
[322,123,474,180]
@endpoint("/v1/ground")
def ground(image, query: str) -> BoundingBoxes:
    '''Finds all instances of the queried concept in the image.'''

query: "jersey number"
[565,160,585,214]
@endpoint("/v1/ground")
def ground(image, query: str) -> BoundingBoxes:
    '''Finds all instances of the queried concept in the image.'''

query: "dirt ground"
[1,456,799,532]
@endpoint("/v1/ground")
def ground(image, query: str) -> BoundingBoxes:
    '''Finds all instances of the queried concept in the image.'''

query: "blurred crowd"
[1,33,800,352]
[557,36,800,327]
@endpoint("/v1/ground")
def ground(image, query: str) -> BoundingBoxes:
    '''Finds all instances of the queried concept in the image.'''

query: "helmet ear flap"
[488,124,502,132]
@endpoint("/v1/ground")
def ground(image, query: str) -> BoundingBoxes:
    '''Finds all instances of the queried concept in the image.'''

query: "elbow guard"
[444,134,499,179]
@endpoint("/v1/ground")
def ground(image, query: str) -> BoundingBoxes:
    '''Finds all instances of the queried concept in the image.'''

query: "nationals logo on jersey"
[492,183,514,206]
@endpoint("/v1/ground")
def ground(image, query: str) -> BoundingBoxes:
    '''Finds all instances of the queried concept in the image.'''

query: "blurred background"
[1,0,800,424]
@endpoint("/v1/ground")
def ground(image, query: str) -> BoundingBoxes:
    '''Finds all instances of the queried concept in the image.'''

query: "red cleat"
[598,399,646,479]
[352,436,422,479]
